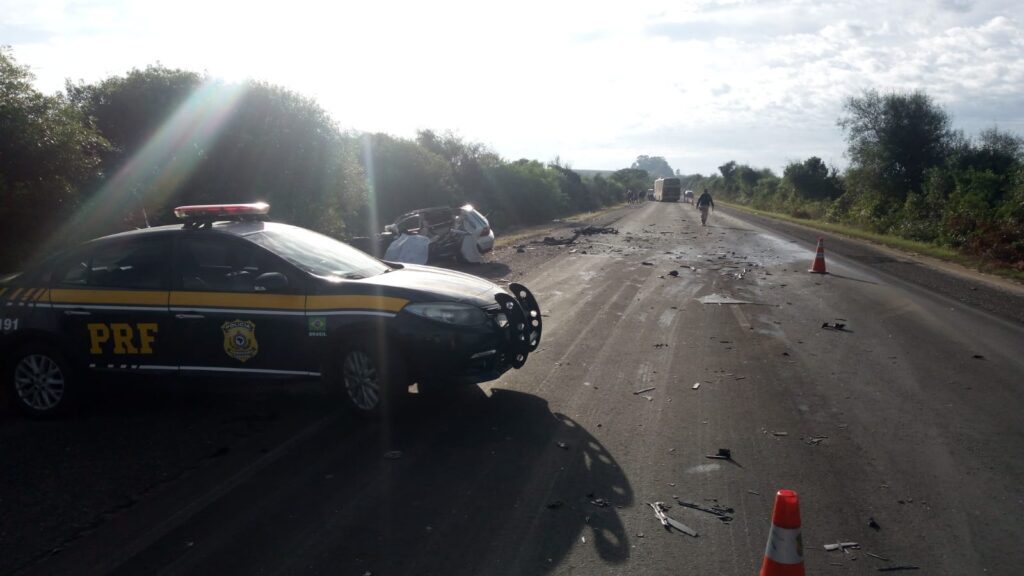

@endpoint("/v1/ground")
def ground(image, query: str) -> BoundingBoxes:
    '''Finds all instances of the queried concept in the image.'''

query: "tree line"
[0,48,651,271]
[681,90,1024,269]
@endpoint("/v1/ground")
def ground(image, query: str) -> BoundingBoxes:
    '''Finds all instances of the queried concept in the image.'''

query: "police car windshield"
[245,226,389,280]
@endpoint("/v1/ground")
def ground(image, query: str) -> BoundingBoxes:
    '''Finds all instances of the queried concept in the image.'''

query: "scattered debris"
[821,322,847,331]
[641,395,654,401]
[706,448,732,460]
[869,517,881,531]
[574,225,618,236]
[546,500,564,510]
[824,542,861,552]
[383,450,404,459]
[772,431,789,437]
[697,294,753,305]
[516,246,526,253]
[642,261,654,266]
[866,552,891,561]
[972,354,985,360]
[668,270,680,277]
[634,386,657,395]
[734,376,747,381]
[747,490,761,496]
[675,499,734,522]
[804,436,828,446]
[590,497,610,508]
[653,343,669,348]
[556,442,570,450]
[648,502,698,537]
[692,382,701,390]
[877,566,920,572]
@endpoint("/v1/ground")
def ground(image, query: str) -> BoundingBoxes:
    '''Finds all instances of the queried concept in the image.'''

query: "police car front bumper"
[396,283,542,387]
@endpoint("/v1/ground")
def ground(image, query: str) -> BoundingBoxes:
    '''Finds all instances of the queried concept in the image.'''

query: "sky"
[3,0,1023,175]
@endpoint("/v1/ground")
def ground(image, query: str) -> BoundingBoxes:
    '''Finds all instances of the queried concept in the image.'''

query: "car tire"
[7,342,80,418]
[330,343,407,417]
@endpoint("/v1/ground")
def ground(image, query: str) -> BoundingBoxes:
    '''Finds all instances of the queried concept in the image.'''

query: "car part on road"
[822,322,848,331]
[674,499,734,522]
[648,502,698,537]
[692,382,701,390]
[633,386,656,395]
[824,542,861,552]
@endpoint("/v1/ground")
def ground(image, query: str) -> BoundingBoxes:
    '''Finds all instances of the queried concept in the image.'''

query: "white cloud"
[1,0,1023,174]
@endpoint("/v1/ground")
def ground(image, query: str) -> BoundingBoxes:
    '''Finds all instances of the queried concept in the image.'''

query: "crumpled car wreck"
[351,204,495,265]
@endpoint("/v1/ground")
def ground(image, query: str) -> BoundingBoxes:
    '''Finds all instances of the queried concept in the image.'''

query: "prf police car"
[0,203,541,417]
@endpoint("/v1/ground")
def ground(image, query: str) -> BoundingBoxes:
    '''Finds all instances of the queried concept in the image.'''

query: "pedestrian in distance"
[696,188,715,226]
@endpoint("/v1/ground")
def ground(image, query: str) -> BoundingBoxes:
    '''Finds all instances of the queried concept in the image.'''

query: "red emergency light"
[174,202,270,220]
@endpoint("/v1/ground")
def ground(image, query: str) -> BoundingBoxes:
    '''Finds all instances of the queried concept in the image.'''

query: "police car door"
[171,234,312,377]
[49,235,174,374]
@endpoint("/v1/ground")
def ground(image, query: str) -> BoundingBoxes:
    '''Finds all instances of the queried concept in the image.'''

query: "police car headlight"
[405,303,488,326]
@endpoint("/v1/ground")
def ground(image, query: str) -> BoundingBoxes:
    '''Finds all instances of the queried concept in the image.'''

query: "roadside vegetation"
[680,90,1024,272]
[0,48,650,271]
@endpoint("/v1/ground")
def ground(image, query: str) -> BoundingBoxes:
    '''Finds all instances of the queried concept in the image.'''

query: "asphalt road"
[8,201,1024,575]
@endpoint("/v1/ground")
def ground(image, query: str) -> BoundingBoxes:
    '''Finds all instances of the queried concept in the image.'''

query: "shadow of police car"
[0,203,541,418]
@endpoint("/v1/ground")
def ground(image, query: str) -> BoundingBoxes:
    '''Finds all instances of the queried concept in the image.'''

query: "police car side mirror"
[254,272,288,292]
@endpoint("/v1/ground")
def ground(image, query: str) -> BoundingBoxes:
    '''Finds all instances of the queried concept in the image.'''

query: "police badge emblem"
[222,319,258,362]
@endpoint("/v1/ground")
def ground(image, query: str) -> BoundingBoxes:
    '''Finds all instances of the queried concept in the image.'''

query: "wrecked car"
[354,205,494,265]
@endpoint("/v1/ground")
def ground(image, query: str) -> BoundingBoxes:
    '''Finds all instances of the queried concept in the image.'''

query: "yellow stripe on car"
[306,295,408,313]
[50,289,169,306]
[170,292,306,310]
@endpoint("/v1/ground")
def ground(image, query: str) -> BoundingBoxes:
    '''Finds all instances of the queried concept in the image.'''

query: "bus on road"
[653,177,681,202]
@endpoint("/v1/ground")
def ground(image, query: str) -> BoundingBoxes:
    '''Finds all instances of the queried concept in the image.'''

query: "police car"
[0,203,541,417]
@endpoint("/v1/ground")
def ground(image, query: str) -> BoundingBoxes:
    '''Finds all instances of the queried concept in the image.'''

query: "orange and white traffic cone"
[759,489,805,576]
[808,238,827,274]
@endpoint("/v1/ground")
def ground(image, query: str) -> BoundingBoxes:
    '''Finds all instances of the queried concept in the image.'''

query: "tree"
[782,157,843,201]
[630,155,675,179]
[838,89,955,204]
[610,168,649,197]
[0,47,108,270]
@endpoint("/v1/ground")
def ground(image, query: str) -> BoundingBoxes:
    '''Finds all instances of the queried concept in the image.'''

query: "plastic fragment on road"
[821,322,847,331]
[869,517,881,530]
[692,382,701,390]
[824,542,860,552]
[668,270,679,277]
[706,448,732,460]
[866,552,891,561]
[648,502,698,537]
[642,261,654,266]
[634,387,656,395]
[697,294,753,305]
[772,432,788,436]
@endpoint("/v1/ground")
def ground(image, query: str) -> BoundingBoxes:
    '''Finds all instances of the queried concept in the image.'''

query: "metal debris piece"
[824,542,861,552]
[648,502,698,537]
[574,225,618,236]
[383,450,404,459]
[675,499,734,521]
[877,566,920,572]
[772,432,788,437]
[706,448,732,460]
[821,322,847,331]
[634,387,656,395]
[747,490,760,496]
[692,382,701,390]
[866,552,891,561]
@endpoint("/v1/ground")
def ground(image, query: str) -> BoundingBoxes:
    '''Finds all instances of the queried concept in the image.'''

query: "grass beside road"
[721,201,1024,283]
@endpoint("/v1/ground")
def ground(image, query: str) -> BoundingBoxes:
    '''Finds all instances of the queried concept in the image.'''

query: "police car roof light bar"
[174,202,270,221]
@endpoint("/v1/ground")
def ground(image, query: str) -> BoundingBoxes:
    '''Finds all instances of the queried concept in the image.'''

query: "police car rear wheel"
[9,344,76,417]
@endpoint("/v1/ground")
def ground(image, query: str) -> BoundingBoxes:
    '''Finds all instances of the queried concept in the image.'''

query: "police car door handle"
[63,309,91,316]
[175,313,205,320]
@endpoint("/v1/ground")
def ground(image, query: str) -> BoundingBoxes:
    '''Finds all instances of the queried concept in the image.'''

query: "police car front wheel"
[8,344,78,417]
[334,345,405,416]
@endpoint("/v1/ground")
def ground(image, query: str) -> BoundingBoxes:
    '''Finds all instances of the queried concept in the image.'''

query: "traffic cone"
[808,238,827,274]
[759,489,804,576]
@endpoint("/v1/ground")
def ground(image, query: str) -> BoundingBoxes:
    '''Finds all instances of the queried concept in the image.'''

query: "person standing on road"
[696,189,715,226]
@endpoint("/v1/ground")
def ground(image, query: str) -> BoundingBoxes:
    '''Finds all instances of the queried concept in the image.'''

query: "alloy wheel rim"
[343,351,380,411]
[14,354,65,412]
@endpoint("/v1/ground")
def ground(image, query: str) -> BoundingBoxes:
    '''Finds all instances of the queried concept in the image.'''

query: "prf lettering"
[87,323,158,354]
